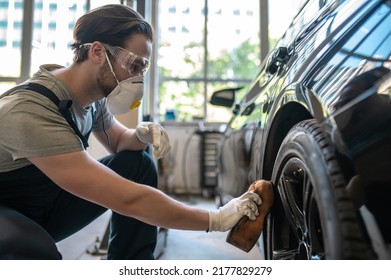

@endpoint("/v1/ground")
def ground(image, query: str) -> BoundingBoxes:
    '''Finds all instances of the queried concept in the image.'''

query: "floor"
[56,195,263,260]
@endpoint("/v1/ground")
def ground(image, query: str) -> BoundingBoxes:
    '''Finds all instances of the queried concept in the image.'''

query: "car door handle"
[241,103,255,116]
[267,46,290,75]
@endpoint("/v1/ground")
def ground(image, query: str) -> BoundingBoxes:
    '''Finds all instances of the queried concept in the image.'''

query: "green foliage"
[207,39,260,80]
[159,39,261,121]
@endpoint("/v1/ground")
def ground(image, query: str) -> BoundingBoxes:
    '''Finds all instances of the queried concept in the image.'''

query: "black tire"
[264,119,373,259]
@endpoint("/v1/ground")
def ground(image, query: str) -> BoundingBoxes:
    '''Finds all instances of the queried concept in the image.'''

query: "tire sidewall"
[266,125,344,259]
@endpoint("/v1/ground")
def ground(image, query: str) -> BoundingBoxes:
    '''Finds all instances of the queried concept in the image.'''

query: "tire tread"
[291,120,374,259]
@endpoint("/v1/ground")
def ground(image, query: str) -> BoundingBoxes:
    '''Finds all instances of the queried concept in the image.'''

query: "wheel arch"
[262,101,312,180]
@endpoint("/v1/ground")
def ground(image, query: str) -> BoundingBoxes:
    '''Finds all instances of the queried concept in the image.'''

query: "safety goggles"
[102,43,150,77]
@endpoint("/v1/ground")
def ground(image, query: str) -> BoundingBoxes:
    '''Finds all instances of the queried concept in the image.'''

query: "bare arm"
[28,150,209,231]
[94,120,146,153]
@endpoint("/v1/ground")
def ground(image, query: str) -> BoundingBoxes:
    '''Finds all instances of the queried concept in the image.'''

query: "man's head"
[71,4,153,64]
[69,4,153,102]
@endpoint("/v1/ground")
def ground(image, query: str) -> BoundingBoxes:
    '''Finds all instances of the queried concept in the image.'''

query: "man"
[0,4,262,260]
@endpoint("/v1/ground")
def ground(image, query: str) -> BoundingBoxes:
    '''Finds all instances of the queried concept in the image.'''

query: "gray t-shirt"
[0,64,115,172]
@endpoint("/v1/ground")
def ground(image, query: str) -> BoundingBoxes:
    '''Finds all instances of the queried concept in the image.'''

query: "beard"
[97,61,117,98]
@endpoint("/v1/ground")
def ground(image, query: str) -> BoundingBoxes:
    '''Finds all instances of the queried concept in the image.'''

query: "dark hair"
[71,4,153,63]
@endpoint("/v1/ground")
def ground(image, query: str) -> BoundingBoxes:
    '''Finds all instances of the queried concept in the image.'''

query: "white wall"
[158,122,202,195]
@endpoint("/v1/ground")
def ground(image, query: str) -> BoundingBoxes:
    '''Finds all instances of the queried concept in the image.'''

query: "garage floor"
[56,195,263,260]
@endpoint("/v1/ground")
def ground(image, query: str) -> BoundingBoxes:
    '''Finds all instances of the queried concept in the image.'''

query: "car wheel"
[264,119,373,259]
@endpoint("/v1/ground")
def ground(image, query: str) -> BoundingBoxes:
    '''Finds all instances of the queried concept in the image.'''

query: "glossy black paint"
[211,0,391,259]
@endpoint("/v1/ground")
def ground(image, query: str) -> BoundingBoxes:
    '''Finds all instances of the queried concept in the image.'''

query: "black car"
[210,0,391,260]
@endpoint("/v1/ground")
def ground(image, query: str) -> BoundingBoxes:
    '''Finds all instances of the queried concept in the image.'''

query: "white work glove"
[208,191,262,232]
[135,122,171,159]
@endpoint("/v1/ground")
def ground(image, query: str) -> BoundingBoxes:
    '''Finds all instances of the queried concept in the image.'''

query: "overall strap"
[3,83,89,149]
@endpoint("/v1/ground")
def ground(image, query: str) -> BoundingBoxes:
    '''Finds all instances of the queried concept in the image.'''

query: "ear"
[89,41,106,65]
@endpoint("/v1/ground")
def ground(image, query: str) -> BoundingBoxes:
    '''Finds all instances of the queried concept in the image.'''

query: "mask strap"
[105,52,120,85]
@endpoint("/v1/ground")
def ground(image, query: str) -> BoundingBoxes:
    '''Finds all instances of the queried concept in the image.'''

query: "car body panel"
[210,0,391,258]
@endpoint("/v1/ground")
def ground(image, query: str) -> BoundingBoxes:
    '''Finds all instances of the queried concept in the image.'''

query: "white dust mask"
[106,75,144,114]
[104,51,144,114]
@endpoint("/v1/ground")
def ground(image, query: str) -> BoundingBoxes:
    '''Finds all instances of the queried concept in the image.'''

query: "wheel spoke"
[273,248,299,260]
[301,170,312,240]
[278,166,305,234]
[302,169,327,259]
[274,159,317,260]
[302,170,312,216]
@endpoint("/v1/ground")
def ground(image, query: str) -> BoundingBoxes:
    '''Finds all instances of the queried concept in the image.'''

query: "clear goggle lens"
[103,43,150,76]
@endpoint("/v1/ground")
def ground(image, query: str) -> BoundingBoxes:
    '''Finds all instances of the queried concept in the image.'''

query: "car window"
[309,1,391,112]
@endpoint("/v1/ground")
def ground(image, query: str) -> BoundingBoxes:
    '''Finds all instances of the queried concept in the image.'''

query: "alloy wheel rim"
[272,157,325,260]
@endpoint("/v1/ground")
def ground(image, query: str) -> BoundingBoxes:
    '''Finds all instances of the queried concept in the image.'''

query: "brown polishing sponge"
[226,180,274,252]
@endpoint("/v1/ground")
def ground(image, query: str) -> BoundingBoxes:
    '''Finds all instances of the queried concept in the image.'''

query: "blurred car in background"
[210,0,391,259]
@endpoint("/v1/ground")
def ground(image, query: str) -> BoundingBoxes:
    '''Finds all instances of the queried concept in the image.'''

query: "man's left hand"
[135,122,171,159]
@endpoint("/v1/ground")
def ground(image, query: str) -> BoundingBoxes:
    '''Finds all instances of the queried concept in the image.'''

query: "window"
[157,0,260,122]
[0,0,22,81]
[157,0,309,122]
[0,0,119,92]
[0,0,308,122]
[0,0,90,93]
[31,1,87,72]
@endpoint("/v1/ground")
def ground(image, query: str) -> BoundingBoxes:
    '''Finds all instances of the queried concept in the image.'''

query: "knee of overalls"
[104,150,158,188]
[0,206,62,260]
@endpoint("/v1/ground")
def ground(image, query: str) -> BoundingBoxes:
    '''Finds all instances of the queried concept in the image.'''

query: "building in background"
[157,0,261,122]
[0,0,86,84]
[0,0,306,122]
